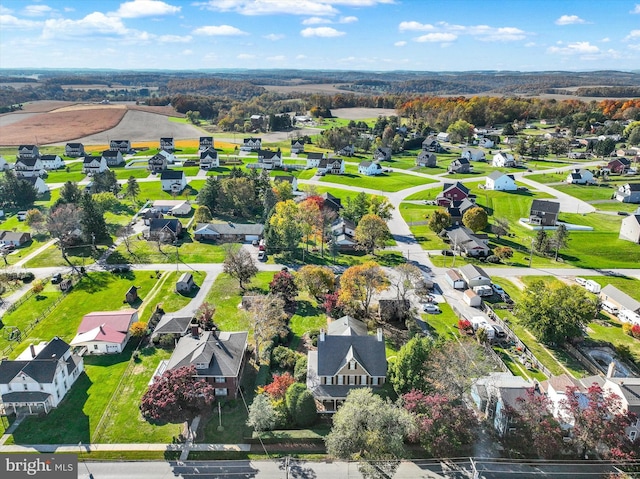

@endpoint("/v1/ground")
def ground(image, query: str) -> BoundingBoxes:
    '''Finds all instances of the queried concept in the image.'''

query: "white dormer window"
[348,360,356,370]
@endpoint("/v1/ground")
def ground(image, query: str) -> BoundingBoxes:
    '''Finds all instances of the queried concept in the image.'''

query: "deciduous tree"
[223,245,258,291]
[268,200,303,254]
[130,321,147,338]
[196,177,220,213]
[195,301,216,330]
[550,223,569,261]
[249,294,289,364]
[391,263,422,303]
[389,336,434,395]
[428,209,451,234]
[462,206,488,232]
[338,262,388,316]
[354,214,390,255]
[269,269,298,305]
[47,203,81,269]
[246,393,277,432]
[491,217,510,238]
[193,205,213,224]
[495,246,514,262]
[263,372,295,400]
[25,209,45,234]
[295,265,335,300]
[140,365,215,424]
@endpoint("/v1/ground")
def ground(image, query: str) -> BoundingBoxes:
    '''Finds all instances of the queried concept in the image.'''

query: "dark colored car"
[51,273,62,284]
[441,249,454,256]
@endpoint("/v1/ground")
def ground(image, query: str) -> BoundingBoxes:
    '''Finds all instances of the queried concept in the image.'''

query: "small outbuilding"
[446,269,466,289]
[176,273,196,294]
[125,286,139,304]
[463,289,482,307]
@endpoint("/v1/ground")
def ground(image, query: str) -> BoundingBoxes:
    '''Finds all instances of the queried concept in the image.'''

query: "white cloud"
[22,5,53,17]
[625,30,640,41]
[237,53,256,59]
[182,49,194,55]
[42,12,129,38]
[264,33,284,40]
[0,5,13,14]
[601,37,610,43]
[394,40,406,47]
[525,42,536,47]
[631,4,640,14]
[302,16,331,25]
[116,0,181,18]
[547,41,600,55]
[195,0,338,16]
[0,14,42,29]
[555,14,587,25]
[399,21,434,32]
[295,54,307,59]
[158,34,192,43]
[267,55,286,61]
[340,16,358,23]
[415,32,457,43]
[193,25,248,35]
[300,26,345,37]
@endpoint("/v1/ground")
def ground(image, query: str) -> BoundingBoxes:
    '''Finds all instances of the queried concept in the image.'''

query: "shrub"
[271,346,298,370]
[294,389,317,428]
[632,324,640,339]
[30,280,44,294]
[294,355,307,382]
[486,255,500,264]
[623,323,633,336]
[458,319,473,333]
[308,329,320,347]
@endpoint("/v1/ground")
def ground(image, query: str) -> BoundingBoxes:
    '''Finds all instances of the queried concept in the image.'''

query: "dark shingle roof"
[316,334,386,377]
[149,218,182,233]
[531,199,560,214]
[160,170,185,180]
[17,157,39,167]
[0,338,73,384]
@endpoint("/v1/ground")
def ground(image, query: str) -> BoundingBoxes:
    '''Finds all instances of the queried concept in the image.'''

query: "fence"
[564,343,602,376]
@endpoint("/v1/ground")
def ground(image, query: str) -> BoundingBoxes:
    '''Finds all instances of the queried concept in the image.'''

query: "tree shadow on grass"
[295,300,321,318]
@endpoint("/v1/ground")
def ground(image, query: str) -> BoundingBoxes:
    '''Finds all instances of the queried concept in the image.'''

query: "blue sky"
[1,0,639,71]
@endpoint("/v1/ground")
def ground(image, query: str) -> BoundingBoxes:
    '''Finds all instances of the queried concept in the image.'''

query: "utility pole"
[529,236,534,268]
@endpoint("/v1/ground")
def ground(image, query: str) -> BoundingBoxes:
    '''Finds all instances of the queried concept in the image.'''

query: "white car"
[423,303,441,314]
[491,283,505,295]
[575,277,587,286]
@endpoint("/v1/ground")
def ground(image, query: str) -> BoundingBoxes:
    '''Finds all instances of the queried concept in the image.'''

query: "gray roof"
[0,338,74,385]
[17,157,39,167]
[153,315,192,335]
[2,391,52,403]
[607,378,640,406]
[487,170,513,181]
[601,284,640,312]
[327,316,368,336]
[166,330,248,378]
[459,263,490,281]
[196,222,264,236]
[307,152,324,160]
[531,199,560,214]
[102,150,120,158]
[316,334,386,377]
[149,218,182,233]
[160,170,185,180]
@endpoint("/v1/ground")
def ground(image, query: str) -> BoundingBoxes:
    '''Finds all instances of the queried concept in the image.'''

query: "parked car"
[257,251,266,261]
[1,244,15,252]
[17,211,28,221]
[501,292,513,305]
[51,273,62,284]
[423,303,441,314]
[251,239,259,246]
[441,249,454,256]
[575,277,587,286]
[492,283,505,295]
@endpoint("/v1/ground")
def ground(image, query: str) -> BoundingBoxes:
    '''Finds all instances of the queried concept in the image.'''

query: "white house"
[566,168,595,185]
[17,145,39,160]
[82,156,108,175]
[157,149,176,164]
[492,152,516,167]
[160,170,187,193]
[478,137,495,148]
[318,157,345,175]
[485,171,517,191]
[291,139,305,154]
[39,154,64,170]
[306,152,325,168]
[241,137,262,151]
[0,337,84,415]
[101,150,124,167]
[436,132,450,142]
[619,214,640,244]
[0,156,9,171]
[199,136,214,151]
[109,140,131,153]
[160,137,175,152]
[199,148,219,169]
[274,175,298,192]
[256,149,282,169]
[461,148,486,162]
[70,310,138,354]
[14,157,45,178]
[151,200,192,215]
[23,176,49,195]
[336,144,355,157]
[65,142,85,157]
[358,161,383,176]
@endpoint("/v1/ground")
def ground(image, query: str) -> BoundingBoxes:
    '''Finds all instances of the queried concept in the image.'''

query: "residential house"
[193,222,264,243]
[603,377,640,442]
[0,231,32,247]
[145,218,183,242]
[250,114,264,129]
[176,273,195,294]
[619,214,640,243]
[529,200,560,227]
[459,263,491,288]
[70,309,138,354]
[274,175,298,192]
[23,176,49,195]
[335,144,355,157]
[151,200,192,216]
[447,228,491,258]
[82,156,108,175]
[290,139,305,154]
[416,150,437,167]
[307,319,387,412]
[566,168,595,185]
[448,158,471,174]
[607,158,631,175]
[160,329,248,398]
[199,148,219,169]
[600,284,640,314]
[14,157,45,178]
[478,137,494,148]
[160,137,174,152]
[306,152,325,168]
[109,140,131,153]
[39,154,64,170]
[255,149,282,170]
[101,150,124,167]
[358,161,383,176]
[160,170,187,193]
[471,372,534,436]
[65,143,86,157]
[157,149,176,164]
[321,192,342,213]
[241,137,262,151]
[148,153,168,173]
[330,217,357,250]
[318,157,345,175]
[422,136,443,152]
[0,156,8,171]
[436,182,471,207]
[485,171,517,191]
[462,148,486,162]
[199,136,214,151]
[568,151,590,160]
[17,145,39,160]
[617,149,640,159]
[151,315,193,338]
[615,183,640,204]
[446,199,476,225]
[0,338,84,415]
[492,152,516,168]
[373,147,392,162]
[436,132,450,142]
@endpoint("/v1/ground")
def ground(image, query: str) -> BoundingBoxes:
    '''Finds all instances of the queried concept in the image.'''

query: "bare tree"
[46,204,81,272]
[117,224,135,257]
[223,245,258,291]
[391,263,422,302]
[249,294,288,364]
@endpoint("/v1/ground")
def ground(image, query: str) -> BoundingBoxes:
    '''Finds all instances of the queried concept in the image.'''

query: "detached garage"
[194,222,264,242]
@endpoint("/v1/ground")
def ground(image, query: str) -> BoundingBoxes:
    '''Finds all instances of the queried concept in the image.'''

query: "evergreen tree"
[79,192,108,244]
[58,181,83,205]
[534,229,549,254]
[550,223,569,261]
[126,176,140,203]
[0,170,38,208]
[196,177,220,213]
[92,170,120,194]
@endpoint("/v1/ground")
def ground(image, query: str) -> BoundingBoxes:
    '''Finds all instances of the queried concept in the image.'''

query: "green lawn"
[582,276,640,301]
[107,234,227,265]
[138,270,206,322]
[318,165,437,192]
[135,181,200,203]
[593,202,640,213]
[113,168,151,180]
[587,316,640,362]
[399,202,434,224]
[422,303,459,341]
[553,184,618,202]
[298,185,374,202]
[45,162,86,183]
[289,293,327,350]
[524,172,569,184]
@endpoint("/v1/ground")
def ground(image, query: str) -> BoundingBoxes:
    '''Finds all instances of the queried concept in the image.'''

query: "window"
[94,345,99,350]
[348,360,356,370]
[337,376,343,385]
[214,377,226,384]
[631,431,637,441]
[214,388,228,396]
[348,375,355,385]
[195,363,207,369]
[23,384,28,391]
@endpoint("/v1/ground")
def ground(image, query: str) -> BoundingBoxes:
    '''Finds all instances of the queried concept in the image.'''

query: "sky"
[1,0,639,72]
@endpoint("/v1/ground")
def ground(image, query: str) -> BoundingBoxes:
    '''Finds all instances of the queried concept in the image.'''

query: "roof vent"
[216,342,222,349]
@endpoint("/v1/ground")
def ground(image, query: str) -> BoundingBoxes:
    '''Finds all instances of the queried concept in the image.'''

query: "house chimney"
[191,325,200,337]
[377,328,383,342]
[607,361,616,378]
[319,329,325,342]
[29,344,36,359]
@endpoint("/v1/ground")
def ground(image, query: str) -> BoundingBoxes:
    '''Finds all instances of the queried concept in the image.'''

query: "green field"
[318,164,437,192]
[107,234,227,265]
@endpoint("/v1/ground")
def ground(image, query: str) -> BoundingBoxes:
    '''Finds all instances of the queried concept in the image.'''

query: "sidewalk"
[0,442,251,453]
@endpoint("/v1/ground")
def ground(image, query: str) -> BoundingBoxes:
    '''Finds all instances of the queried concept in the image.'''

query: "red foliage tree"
[263,372,295,400]
[140,365,215,424]
[269,269,298,305]
[402,390,477,457]
[322,291,341,317]
[631,324,640,339]
[561,383,637,460]
[457,319,473,334]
